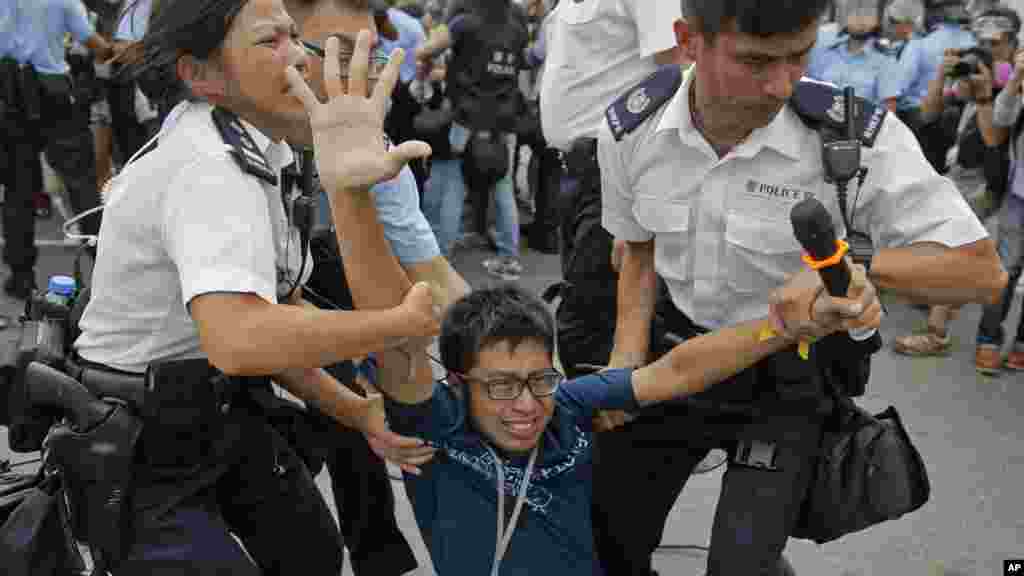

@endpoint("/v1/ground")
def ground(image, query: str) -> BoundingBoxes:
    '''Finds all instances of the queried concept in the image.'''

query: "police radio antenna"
[845,86,856,141]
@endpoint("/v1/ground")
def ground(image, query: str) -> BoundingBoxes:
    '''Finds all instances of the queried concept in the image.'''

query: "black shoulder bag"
[789,82,932,544]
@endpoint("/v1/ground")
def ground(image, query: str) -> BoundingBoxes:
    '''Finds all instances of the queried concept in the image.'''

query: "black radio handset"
[822,86,861,186]
[292,148,316,239]
[819,87,876,284]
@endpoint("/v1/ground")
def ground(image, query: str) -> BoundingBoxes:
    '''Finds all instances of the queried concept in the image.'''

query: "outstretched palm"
[286,31,431,193]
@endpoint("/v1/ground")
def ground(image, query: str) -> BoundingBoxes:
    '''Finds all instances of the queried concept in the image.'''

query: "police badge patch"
[626,88,651,115]
[606,65,683,141]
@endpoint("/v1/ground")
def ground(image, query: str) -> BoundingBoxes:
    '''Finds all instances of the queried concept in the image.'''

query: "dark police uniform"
[72,100,342,575]
[0,0,104,298]
[537,0,681,379]
[595,66,989,574]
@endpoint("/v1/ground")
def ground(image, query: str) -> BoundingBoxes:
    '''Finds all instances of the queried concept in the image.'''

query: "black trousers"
[1,72,101,274]
[117,397,344,576]
[590,299,827,576]
[107,79,152,164]
[385,80,428,200]
[306,231,419,576]
[555,143,617,379]
[591,408,823,575]
[317,367,419,576]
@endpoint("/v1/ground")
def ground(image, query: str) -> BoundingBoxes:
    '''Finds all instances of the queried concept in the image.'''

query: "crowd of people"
[0,0,1016,575]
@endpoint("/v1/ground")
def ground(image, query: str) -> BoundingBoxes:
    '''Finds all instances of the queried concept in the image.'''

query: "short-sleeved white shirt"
[75,102,312,374]
[600,71,990,330]
[538,0,681,152]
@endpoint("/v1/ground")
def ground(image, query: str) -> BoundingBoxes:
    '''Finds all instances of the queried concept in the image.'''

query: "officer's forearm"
[611,240,658,366]
[202,297,414,375]
[404,256,471,312]
[327,189,435,401]
[871,239,1007,305]
[632,318,793,407]
[274,367,369,430]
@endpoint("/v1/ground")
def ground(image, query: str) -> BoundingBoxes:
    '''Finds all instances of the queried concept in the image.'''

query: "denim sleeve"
[372,166,441,264]
[555,369,638,426]
[384,382,465,445]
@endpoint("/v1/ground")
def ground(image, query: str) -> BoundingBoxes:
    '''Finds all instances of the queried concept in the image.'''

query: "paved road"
[2,199,1022,576]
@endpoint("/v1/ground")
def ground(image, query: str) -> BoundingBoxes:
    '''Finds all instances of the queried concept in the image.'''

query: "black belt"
[68,355,147,411]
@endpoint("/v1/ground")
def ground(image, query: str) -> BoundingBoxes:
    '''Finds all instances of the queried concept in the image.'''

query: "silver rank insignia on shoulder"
[211,107,278,186]
[626,87,651,115]
[606,64,684,141]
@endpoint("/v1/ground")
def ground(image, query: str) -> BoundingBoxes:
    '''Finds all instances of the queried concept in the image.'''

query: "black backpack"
[447,6,529,132]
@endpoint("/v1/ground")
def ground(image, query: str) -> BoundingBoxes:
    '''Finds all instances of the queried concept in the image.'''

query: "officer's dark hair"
[125,0,248,86]
[681,0,834,43]
[440,285,555,377]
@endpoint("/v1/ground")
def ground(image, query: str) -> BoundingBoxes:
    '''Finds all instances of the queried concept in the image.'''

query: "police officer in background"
[806,0,902,109]
[0,0,113,299]
[596,0,1006,574]
[71,0,439,572]
[880,0,931,131]
[538,0,681,387]
[415,0,533,280]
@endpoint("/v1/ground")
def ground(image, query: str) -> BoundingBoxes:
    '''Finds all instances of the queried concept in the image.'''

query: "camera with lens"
[947,46,995,78]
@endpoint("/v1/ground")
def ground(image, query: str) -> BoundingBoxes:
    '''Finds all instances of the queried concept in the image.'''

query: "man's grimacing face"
[681,18,819,130]
[463,339,557,455]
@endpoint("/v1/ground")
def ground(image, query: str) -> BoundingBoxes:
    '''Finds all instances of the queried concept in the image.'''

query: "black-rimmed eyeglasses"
[449,368,564,401]
[300,39,390,80]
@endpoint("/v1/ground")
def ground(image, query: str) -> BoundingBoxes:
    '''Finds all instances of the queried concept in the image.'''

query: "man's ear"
[674,18,698,62]
[177,53,227,101]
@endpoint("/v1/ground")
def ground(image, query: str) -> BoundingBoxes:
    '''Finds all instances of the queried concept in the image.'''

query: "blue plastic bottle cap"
[48,275,77,296]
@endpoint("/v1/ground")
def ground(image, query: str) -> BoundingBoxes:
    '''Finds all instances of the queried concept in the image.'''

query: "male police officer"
[0,0,113,299]
[595,0,1006,574]
[806,0,902,109]
[538,0,681,384]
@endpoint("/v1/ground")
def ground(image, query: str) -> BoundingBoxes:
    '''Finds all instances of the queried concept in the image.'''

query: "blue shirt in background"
[0,0,95,75]
[806,35,903,105]
[384,369,638,576]
[887,36,932,110]
[114,0,153,42]
[379,7,426,84]
[317,164,440,265]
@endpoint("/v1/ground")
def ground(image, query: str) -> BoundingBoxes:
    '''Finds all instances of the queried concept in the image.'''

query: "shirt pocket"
[634,198,690,280]
[724,214,803,294]
[558,0,602,24]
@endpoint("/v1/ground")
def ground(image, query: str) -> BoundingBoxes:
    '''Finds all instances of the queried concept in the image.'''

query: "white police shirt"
[75,101,312,374]
[539,0,680,152]
[600,71,989,330]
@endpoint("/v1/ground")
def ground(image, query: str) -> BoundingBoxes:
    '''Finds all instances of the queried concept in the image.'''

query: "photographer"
[895,6,1018,358]
[973,45,1024,373]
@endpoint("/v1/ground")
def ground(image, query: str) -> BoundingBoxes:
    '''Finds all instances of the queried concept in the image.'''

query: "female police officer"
[71,0,438,573]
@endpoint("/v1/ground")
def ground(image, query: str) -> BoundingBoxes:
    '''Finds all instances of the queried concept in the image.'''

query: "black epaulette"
[606,64,684,142]
[789,79,887,148]
[211,107,278,186]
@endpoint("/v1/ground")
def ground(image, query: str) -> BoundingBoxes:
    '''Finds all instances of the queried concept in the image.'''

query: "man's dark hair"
[682,0,833,42]
[439,284,555,376]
